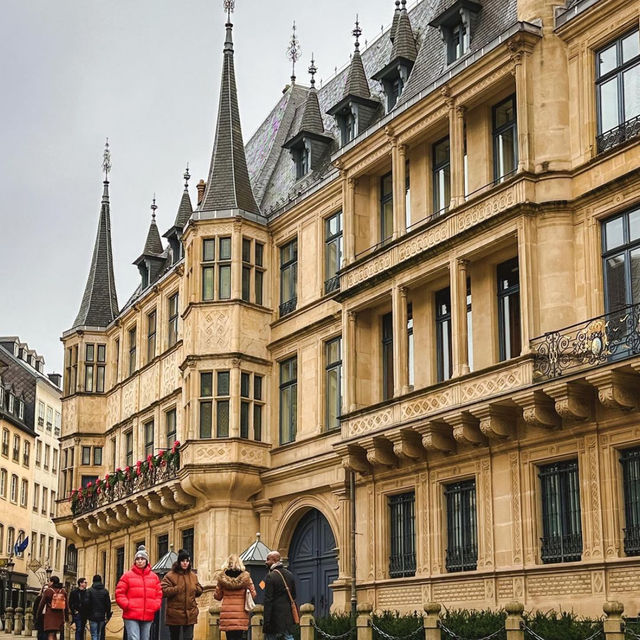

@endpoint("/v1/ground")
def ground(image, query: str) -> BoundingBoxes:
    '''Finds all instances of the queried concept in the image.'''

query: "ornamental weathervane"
[287,21,300,84]
[102,138,111,181]
[224,0,234,22]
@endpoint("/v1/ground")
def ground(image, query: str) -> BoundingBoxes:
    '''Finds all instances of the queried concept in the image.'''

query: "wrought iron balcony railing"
[71,458,179,516]
[540,533,583,564]
[445,544,478,573]
[324,275,340,295]
[532,303,640,380]
[279,297,297,318]
[597,114,640,154]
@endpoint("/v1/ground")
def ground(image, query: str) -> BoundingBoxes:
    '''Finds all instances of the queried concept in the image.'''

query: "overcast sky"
[0,0,403,374]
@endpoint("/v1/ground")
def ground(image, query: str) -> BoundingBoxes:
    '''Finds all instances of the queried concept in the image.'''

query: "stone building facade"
[55,0,640,634]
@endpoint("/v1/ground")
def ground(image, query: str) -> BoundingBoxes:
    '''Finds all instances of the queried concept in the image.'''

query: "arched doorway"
[287,508,338,617]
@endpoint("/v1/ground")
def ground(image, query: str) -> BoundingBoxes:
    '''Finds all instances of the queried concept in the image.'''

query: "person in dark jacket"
[36,576,70,640]
[69,577,88,640]
[84,575,112,640]
[161,549,204,640]
[33,584,47,640]
[263,551,297,640]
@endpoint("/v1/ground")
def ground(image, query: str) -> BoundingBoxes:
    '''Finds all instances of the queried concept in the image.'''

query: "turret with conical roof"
[72,141,119,330]
[134,197,166,289]
[163,166,193,264]
[199,14,260,217]
[327,18,381,146]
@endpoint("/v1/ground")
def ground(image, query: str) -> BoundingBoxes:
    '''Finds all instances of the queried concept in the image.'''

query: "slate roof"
[72,180,119,329]
[200,22,260,215]
[141,217,164,256]
[174,188,193,230]
[344,47,373,100]
[0,343,39,434]
[391,2,419,62]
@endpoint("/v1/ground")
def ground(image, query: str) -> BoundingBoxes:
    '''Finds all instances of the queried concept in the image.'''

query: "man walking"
[84,575,112,640]
[69,577,88,640]
[263,551,297,640]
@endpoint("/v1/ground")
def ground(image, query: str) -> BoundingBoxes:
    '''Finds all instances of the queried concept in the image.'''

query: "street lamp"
[5,558,15,610]
[45,563,52,581]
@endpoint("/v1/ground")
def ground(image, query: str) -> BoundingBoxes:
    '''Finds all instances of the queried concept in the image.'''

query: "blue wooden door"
[288,509,338,617]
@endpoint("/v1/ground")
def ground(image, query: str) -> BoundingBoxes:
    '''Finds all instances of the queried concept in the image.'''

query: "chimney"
[47,373,62,389]
[196,180,206,206]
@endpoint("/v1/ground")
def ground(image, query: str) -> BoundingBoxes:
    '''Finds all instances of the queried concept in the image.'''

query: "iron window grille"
[324,211,343,294]
[497,257,521,362]
[433,136,451,215]
[280,239,298,317]
[492,95,518,183]
[445,479,478,572]
[382,312,394,401]
[388,491,416,578]
[279,357,297,445]
[595,29,640,154]
[435,287,452,382]
[380,173,393,244]
[621,448,640,556]
[539,460,583,564]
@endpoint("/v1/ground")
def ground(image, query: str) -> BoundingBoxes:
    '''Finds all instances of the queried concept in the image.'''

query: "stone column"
[505,602,524,640]
[517,216,533,354]
[342,311,357,413]
[396,145,407,237]
[356,603,373,640]
[603,602,625,640]
[392,286,409,396]
[451,258,470,377]
[229,361,241,438]
[208,603,221,640]
[449,105,466,208]
[300,604,315,640]
[13,607,23,635]
[253,502,274,549]
[251,605,264,640]
[342,173,356,265]
[423,603,442,640]
[510,43,532,173]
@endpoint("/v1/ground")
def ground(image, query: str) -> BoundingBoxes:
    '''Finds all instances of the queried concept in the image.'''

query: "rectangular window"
[254,375,264,441]
[407,303,414,388]
[40,487,47,513]
[596,28,640,153]
[157,534,169,560]
[279,357,297,444]
[166,409,177,449]
[93,447,102,466]
[168,293,179,347]
[115,338,120,381]
[128,326,137,376]
[44,444,50,470]
[144,420,154,458]
[621,447,640,556]
[324,212,343,294]
[405,161,411,229]
[435,287,452,382]
[382,312,394,401]
[380,172,393,243]
[38,401,45,427]
[33,483,40,511]
[497,257,521,361]
[325,337,342,431]
[1,428,8,457]
[35,441,42,466]
[46,406,53,430]
[13,435,20,462]
[181,527,194,559]
[445,479,478,572]
[200,372,213,438]
[448,22,468,63]
[216,371,230,437]
[493,95,518,182]
[82,446,91,465]
[23,441,30,466]
[116,546,125,583]
[466,278,474,372]
[20,479,28,507]
[0,469,6,497]
[147,310,157,363]
[202,238,215,301]
[539,460,583,563]
[242,238,252,303]
[280,239,298,317]
[125,431,133,467]
[388,491,416,578]
[50,491,56,517]
[219,237,232,299]
[85,343,95,392]
[433,137,451,214]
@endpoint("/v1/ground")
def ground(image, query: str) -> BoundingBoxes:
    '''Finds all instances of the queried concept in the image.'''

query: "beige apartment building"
[55,0,640,635]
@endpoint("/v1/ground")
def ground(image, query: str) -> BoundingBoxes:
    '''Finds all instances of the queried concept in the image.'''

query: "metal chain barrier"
[311,620,355,640]
[370,620,425,640]
[439,622,505,640]
[626,626,640,639]
[522,623,603,640]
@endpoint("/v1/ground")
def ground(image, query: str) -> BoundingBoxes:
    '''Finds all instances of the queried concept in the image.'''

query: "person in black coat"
[69,578,88,640]
[263,551,297,640]
[83,575,112,640]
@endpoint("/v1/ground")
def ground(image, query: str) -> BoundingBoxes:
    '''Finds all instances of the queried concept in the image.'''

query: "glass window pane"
[254,375,263,401]
[327,368,339,429]
[605,216,625,250]
[217,371,230,396]
[253,405,262,441]
[255,271,264,305]
[216,401,229,437]
[240,402,250,438]
[199,401,212,438]
[631,247,640,305]
[494,98,515,128]
[242,238,251,263]
[598,43,617,76]
[630,209,640,241]
[86,344,94,362]
[600,77,620,131]
[242,266,251,302]
[203,239,215,262]
[497,129,516,178]
[326,338,341,364]
[219,237,231,260]
[200,372,213,397]
[382,173,393,197]
[622,32,640,64]
[623,67,640,120]
[219,265,231,299]
[255,243,264,267]
[382,202,393,241]
[202,266,214,300]
[241,372,250,398]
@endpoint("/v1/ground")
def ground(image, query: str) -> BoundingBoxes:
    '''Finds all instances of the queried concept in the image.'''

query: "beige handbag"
[245,588,255,612]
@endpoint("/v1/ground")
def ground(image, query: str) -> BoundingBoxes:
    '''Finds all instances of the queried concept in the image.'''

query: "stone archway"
[287,508,338,617]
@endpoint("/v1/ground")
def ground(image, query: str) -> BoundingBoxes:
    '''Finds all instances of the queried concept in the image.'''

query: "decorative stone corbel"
[146,492,165,515]
[470,404,515,439]
[586,370,638,411]
[387,429,425,461]
[74,522,91,541]
[513,390,561,429]
[114,504,132,527]
[363,437,397,468]
[336,445,370,474]
[544,381,591,421]
[447,412,485,446]
[173,485,196,508]
[126,501,143,523]
[159,486,179,511]
[415,420,455,454]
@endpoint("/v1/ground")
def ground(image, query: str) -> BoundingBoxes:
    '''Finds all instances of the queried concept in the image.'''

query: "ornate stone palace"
[55,0,640,633]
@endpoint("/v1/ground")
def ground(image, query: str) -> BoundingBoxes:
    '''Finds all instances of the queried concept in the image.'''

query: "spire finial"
[183,163,191,191]
[151,194,157,223]
[353,15,362,50]
[308,54,317,88]
[102,138,111,181]
[287,21,300,85]
[223,0,234,22]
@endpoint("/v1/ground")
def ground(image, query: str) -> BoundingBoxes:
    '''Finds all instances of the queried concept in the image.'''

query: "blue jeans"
[74,614,86,640]
[265,634,294,640]
[89,621,105,640]
[124,620,153,640]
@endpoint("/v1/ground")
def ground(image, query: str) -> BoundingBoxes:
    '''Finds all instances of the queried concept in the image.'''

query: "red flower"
[87,481,92,487]
[96,487,101,494]
[147,454,153,462]
[158,450,165,457]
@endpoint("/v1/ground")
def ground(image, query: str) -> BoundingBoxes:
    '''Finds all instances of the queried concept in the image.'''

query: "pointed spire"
[391,0,418,61]
[200,2,259,215]
[72,141,119,329]
[298,57,326,136]
[142,196,164,256]
[287,21,301,85]
[343,16,372,100]
[390,1,401,43]
[173,164,194,229]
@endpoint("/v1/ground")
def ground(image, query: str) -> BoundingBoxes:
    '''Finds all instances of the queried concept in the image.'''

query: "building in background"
[0,338,65,612]
[55,0,640,634]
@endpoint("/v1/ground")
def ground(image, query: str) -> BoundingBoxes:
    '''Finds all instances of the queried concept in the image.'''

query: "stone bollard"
[356,602,373,640]
[14,607,24,635]
[209,602,222,640]
[505,602,524,640]
[603,601,625,640]
[251,604,264,640]
[300,604,315,640]
[5,607,14,634]
[423,603,441,640]
[23,610,33,636]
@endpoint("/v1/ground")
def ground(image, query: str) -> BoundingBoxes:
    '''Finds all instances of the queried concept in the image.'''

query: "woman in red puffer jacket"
[115,546,163,640]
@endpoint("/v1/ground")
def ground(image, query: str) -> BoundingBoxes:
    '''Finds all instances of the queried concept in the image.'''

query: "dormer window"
[18,400,23,420]
[294,145,310,180]
[343,112,356,145]
[450,22,469,62]
[429,0,481,65]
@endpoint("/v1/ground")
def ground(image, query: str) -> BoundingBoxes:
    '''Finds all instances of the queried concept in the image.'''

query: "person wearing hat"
[115,545,163,640]
[161,549,204,640]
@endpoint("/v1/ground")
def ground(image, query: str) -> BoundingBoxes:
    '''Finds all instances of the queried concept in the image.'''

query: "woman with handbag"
[36,576,69,640]
[213,554,257,640]
[161,549,204,640]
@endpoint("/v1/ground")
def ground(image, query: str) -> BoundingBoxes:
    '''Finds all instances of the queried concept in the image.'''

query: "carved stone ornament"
[470,404,515,439]
[414,420,455,453]
[513,390,561,429]
[586,370,638,411]
[544,381,591,421]
[388,429,425,461]
[448,412,485,446]
[363,437,397,467]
